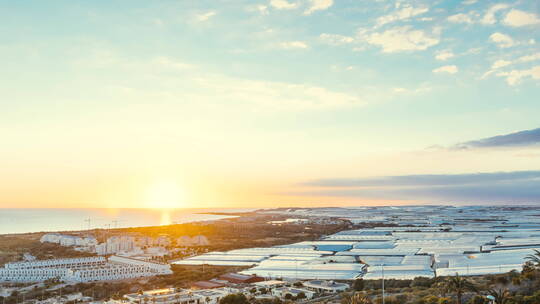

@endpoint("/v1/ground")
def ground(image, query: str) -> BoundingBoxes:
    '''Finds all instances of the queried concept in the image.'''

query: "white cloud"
[481,3,510,25]
[435,50,454,61]
[269,0,298,10]
[376,5,429,26]
[392,84,432,95]
[194,74,364,109]
[447,13,474,24]
[195,11,217,22]
[503,9,540,27]
[278,41,309,49]
[482,53,540,79]
[319,33,355,45]
[518,53,540,63]
[304,0,333,15]
[489,32,515,48]
[496,66,540,85]
[363,26,439,53]
[492,59,512,69]
[433,65,458,74]
[248,4,269,15]
[462,0,477,5]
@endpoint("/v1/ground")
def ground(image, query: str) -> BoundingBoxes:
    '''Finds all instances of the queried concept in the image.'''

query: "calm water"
[0,208,253,235]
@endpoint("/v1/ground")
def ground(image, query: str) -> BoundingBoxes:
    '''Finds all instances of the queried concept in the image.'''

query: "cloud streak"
[294,171,540,204]
[303,171,540,187]
[455,127,540,149]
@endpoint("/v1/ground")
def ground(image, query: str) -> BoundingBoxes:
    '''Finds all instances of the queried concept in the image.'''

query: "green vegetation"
[220,293,249,304]
[0,234,93,265]
[342,260,540,304]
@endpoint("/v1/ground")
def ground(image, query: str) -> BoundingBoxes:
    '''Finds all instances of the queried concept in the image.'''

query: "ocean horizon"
[0,208,255,235]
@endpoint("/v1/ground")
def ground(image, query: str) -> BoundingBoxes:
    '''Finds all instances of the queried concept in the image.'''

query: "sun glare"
[145,180,185,209]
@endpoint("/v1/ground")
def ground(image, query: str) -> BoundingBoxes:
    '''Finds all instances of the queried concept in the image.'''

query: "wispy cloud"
[489,32,515,48]
[303,171,540,187]
[454,127,540,149]
[376,5,429,26]
[195,11,217,22]
[277,41,309,49]
[482,52,540,81]
[433,65,458,74]
[294,171,540,203]
[435,50,454,61]
[495,66,540,85]
[304,0,333,15]
[270,0,298,10]
[447,12,477,24]
[360,26,440,53]
[319,33,355,46]
[481,3,510,25]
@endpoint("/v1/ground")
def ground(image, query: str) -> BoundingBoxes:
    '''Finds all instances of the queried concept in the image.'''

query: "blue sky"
[0,0,539,207]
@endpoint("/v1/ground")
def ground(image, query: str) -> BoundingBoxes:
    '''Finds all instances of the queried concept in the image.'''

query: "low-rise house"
[303,280,349,293]
[124,287,238,304]
[253,280,287,290]
[0,256,171,283]
[271,287,315,300]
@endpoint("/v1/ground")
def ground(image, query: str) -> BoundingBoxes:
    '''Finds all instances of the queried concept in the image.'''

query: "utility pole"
[295,258,298,280]
[85,218,92,230]
[381,264,385,304]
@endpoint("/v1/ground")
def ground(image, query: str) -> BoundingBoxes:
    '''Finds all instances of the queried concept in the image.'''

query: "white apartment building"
[40,233,98,247]
[108,255,172,274]
[95,236,136,255]
[124,287,239,304]
[4,257,106,269]
[0,256,172,283]
[68,264,159,282]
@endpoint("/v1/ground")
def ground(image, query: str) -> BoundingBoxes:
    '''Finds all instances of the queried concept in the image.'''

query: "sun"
[145,180,185,209]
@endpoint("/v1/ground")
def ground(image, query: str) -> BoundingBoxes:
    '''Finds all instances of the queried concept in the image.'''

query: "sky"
[0,0,539,209]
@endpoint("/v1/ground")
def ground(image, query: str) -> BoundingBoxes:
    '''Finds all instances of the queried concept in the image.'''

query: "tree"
[444,274,477,304]
[488,288,511,304]
[296,292,306,300]
[525,249,540,267]
[219,293,249,304]
[341,292,372,304]
[467,295,488,304]
[353,279,365,291]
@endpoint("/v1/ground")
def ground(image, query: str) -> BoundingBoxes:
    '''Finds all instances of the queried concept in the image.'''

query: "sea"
[0,208,255,235]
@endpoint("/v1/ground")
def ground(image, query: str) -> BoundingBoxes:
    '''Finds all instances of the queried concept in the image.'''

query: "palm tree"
[342,292,372,304]
[488,288,511,304]
[445,273,477,304]
[525,249,540,267]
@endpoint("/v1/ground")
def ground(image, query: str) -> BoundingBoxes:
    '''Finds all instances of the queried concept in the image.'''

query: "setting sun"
[145,180,186,209]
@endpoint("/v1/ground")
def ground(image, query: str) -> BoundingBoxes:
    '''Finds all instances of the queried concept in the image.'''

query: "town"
[2,206,540,303]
